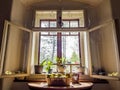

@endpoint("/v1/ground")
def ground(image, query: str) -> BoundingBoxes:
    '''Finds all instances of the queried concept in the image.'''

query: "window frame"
[40,19,79,28]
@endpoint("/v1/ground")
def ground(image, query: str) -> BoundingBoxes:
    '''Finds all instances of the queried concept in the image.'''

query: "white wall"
[11,0,33,28]
[2,0,33,90]
[96,0,112,23]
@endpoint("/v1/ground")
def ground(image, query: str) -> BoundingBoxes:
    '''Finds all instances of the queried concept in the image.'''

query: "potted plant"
[44,59,53,74]
[56,57,66,73]
[34,60,46,74]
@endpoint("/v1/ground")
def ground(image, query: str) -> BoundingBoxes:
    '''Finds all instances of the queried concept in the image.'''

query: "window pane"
[65,65,70,73]
[62,10,84,27]
[62,32,70,35]
[72,65,80,72]
[62,21,69,28]
[40,36,57,63]
[52,65,57,73]
[62,35,80,64]
[49,32,57,35]
[41,21,49,28]
[70,21,78,27]
[50,21,57,27]
[41,32,48,35]
[70,32,78,35]
[35,10,57,27]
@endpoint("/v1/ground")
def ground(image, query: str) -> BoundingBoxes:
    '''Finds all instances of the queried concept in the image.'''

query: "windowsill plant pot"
[56,57,66,73]
[57,65,65,73]
[34,60,46,74]
[34,65,43,74]
[43,59,53,74]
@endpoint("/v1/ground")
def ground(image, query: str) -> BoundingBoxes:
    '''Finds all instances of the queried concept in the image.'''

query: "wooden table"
[28,82,93,90]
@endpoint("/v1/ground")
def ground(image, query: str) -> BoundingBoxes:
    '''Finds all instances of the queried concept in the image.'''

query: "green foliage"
[56,57,66,65]
[39,59,47,66]
[42,58,53,72]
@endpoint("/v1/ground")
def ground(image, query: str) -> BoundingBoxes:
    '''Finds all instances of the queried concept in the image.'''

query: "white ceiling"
[20,0,103,7]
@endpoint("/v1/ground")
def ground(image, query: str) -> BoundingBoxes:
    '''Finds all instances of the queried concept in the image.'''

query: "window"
[35,10,84,28]
[34,10,85,73]
[39,32,81,73]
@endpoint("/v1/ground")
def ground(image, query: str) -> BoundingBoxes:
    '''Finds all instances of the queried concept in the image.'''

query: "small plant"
[39,59,47,66]
[56,57,66,73]
[56,57,66,66]
[43,58,53,73]
[34,59,47,74]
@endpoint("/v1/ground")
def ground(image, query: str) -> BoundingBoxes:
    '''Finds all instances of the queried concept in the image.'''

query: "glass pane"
[62,36,80,64]
[62,32,70,35]
[62,10,84,27]
[62,21,69,28]
[70,21,78,27]
[70,32,78,35]
[41,32,48,35]
[72,65,80,73]
[65,65,70,73]
[49,32,57,35]
[35,10,57,27]
[51,65,57,73]
[50,21,57,27]
[41,21,49,28]
[40,36,57,63]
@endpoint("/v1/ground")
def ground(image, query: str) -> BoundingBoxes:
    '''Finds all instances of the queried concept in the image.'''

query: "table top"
[28,82,93,90]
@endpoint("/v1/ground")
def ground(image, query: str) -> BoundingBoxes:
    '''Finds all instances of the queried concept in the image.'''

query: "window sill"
[90,75,120,80]
[0,73,29,78]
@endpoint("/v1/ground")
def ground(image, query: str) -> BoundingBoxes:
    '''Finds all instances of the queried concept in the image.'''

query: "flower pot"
[48,69,52,74]
[34,65,43,74]
[58,66,64,73]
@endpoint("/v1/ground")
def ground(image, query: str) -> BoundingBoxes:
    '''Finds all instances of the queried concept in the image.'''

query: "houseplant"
[56,57,66,73]
[44,59,53,74]
[34,60,46,74]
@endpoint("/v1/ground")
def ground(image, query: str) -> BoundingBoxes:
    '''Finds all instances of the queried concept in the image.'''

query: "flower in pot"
[34,60,46,74]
